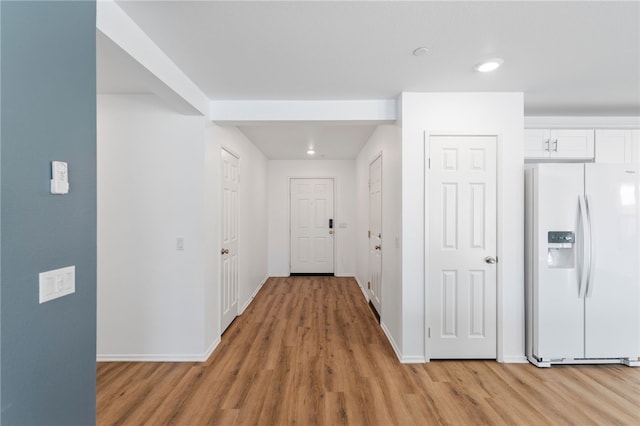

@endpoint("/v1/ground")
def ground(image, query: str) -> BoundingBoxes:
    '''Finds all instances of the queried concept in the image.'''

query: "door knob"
[221,248,229,255]
[329,230,334,235]
[485,256,497,264]
[375,245,381,250]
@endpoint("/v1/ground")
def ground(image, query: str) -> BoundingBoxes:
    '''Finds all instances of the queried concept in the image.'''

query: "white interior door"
[221,149,239,332]
[290,178,334,274]
[428,135,497,359]
[369,155,383,314]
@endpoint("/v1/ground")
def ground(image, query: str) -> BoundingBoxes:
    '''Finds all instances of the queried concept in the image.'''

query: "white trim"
[368,152,383,314]
[525,116,640,129]
[381,321,427,364]
[334,273,355,277]
[203,337,222,361]
[424,131,503,362]
[269,273,290,278]
[97,337,222,363]
[399,355,428,364]
[354,276,370,301]
[220,147,241,333]
[239,275,268,315]
[501,355,529,364]
[381,321,402,361]
[288,177,336,275]
[221,145,241,161]
[97,354,205,362]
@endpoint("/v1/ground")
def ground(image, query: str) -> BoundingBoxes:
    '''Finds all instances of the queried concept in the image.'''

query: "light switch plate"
[39,266,75,303]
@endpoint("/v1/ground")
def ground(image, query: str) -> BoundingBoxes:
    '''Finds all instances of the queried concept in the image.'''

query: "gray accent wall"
[1,1,97,424]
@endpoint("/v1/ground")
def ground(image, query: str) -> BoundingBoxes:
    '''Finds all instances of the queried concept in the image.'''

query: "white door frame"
[369,152,383,313]
[288,177,337,275]
[424,131,503,362]
[220,146,240,333]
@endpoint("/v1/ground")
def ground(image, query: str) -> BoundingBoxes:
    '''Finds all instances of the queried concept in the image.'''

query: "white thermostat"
[50,161,69,194]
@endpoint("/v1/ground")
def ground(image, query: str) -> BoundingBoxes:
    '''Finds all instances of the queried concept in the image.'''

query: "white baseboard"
[97,352,210,362]
[203,336,221,361]
[500,355,529,364]
[239,275,269,315]
[268,273,289,277]
[400,355,428,364]
[380,321,425,363]
[97,338,222,363]
[334,273,355,277]
[354,276,370,301]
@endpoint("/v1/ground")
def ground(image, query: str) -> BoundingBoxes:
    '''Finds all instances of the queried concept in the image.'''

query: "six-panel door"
[290,178,335,274]
[369,155,383,315]
[221,149,239,333]
[428,135,498,359]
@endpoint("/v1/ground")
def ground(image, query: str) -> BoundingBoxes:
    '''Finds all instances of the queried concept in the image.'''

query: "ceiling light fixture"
[307,148,315,155]
[412,47,429,57]
[474,58,504,72]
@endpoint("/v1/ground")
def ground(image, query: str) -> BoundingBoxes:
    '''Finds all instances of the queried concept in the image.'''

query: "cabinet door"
[550,130,594,159]
[524,129,551,158]
[595,130,631,164]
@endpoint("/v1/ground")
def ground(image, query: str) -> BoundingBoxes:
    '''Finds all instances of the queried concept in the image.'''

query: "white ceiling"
[99,0,640,159]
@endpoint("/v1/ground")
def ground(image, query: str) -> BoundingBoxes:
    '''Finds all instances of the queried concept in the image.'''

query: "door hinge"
[428,158,431,169]
[368,230,371,238]
[428,327,431,339]
[367,281,371,289]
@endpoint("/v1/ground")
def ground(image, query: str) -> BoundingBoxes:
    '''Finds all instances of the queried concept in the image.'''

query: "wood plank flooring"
[97,276,640,425]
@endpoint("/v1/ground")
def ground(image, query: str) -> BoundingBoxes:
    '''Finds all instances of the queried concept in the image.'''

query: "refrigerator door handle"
[585,195,595,298]
[578,195,591,299]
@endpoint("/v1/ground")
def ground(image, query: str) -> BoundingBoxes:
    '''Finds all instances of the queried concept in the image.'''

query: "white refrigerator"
[525,163,640,367]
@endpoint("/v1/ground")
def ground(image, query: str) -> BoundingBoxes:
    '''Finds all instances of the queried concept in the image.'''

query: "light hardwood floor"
[97,276,640,425]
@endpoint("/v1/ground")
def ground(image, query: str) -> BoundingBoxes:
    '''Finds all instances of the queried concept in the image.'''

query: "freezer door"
[533,164,585,360]
[584,164,640,358]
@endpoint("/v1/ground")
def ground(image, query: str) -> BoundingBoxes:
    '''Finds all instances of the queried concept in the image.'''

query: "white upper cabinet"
[524,129,595,160]
[595,129,639,165]
[595,130,632,164]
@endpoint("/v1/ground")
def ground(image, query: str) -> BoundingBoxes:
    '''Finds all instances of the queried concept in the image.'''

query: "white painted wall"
[97,94,268,360]
[268,160,356,276]
[355,125,403,355]
[400,92,525,363]
[97,94,208,360]
[207,125,269,314]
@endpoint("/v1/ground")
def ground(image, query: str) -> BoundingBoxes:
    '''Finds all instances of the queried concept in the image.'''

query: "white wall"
[97,95,268,361]
[207,125,269,314]
[355,125,403,355]
[268,160,356,276]
[400,92,525,363]
[97,94,208,359]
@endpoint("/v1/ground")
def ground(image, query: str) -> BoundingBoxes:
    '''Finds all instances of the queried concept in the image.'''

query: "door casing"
[369,153,383,314]
[220,147,240,333]
[424,131,502,361]
[288,177,336,275]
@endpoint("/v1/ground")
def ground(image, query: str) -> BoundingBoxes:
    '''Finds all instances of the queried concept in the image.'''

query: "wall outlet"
[176,238,184,251]
[39,266,75,304]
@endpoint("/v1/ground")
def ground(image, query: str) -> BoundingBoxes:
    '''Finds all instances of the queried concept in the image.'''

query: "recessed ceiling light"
[474,58,503,72]
[412,47,429,57]
[307,149,315,155]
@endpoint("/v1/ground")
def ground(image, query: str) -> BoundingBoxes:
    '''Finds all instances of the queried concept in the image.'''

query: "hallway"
[97,277,640,425]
